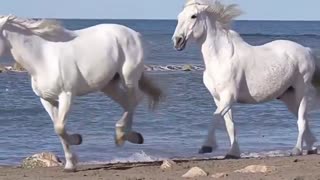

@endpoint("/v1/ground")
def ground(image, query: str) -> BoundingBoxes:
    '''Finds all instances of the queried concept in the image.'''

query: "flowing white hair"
[0,15,76,41]
[185,0,243,29]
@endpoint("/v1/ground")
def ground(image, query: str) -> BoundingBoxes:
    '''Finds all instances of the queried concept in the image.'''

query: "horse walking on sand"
[0,15,163,171]
[173,0,320,158]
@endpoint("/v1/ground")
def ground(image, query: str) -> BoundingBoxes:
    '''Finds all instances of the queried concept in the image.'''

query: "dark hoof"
[224,154,240,159]
[126,131,144,144]
[71,134,82,145]
[307,148,318,155]
[198,146,213,154]
[133,132,144,144]
[63,168,77,173]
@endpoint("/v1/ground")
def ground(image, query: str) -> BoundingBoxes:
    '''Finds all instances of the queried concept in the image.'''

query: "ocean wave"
[79,151,165,165]
[2,64,205,73]
[144,32,320,38]
[144,64,204,72]
[79,149,296,166]
[241,150,290,158]
[241,33,320,38]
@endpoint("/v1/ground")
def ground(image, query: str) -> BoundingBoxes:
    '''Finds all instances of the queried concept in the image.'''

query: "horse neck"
[5,28,46,76]
[198,20,248,67]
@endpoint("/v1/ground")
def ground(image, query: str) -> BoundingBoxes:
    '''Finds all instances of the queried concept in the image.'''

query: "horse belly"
[73,62,118,96]
[238,67,295,104]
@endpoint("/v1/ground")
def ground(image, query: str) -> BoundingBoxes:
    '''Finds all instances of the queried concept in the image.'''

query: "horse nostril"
[175,37,183,44]
[176,37,182,44]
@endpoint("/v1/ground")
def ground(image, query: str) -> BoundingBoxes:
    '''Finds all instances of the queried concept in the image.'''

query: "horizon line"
[33,17,320,22]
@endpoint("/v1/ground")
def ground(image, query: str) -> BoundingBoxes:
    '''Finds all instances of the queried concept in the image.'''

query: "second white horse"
[0,15,163,171]
[173,0,319,158]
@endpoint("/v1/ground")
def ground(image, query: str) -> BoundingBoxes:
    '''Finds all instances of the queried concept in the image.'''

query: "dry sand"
[1,155,320,180]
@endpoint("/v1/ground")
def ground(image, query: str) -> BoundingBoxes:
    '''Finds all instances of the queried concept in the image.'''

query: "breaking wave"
[79,149,296,165]
[144,64,204,72]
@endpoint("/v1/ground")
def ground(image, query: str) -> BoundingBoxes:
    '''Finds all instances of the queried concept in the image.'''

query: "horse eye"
[191,15,197,19]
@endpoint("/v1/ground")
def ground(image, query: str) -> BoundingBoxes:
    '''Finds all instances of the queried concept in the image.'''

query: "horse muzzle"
[173,36,187,51]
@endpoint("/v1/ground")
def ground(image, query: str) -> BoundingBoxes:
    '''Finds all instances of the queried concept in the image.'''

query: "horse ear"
[197,4,209,12]
[0,16,10,30]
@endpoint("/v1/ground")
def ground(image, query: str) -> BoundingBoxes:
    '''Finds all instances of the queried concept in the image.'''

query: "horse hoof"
[307,148,318,155]
[290,148,303,156]
[198,146,213,154]
[126,131,144,144]
[224,154,240,159]
[70,134,82,145]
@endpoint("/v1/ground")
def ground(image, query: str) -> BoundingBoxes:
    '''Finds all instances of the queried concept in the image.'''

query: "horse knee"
[54,123,65,136]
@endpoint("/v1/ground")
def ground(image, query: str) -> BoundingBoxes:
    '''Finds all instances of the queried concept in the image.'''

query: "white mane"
[1,15,76,41]
[185,0,243,29]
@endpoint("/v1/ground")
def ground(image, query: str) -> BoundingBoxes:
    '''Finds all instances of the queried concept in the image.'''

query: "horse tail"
[139,73,165,110]
[311,52,320,90]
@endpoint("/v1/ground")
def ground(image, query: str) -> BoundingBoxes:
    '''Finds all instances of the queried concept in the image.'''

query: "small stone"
[182,64,192,71]
[12,62,25,72]
[293,159,299,162]
[21,152,62,169]
[182,166,208,178]
[234,165,276,173]
[160,159,176,170]
[293,176,304,180]
[0,64,7,73]
[212,172,228,178]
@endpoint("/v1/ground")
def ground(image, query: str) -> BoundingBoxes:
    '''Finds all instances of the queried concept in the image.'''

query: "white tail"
[139,73,165,110]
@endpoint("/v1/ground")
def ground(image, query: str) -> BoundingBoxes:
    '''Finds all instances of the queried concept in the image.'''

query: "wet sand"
[1,154,320,180]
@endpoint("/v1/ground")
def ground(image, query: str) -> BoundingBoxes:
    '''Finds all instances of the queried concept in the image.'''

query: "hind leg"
[102,76,144,146]
[279,89,316,155]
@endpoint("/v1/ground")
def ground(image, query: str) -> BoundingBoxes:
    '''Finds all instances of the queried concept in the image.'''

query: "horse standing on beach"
[172,0,319,158]
[0,15,163,171]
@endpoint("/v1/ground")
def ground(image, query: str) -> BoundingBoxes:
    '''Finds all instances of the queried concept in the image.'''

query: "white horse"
[173,0,320,158]
[0,15,163,171]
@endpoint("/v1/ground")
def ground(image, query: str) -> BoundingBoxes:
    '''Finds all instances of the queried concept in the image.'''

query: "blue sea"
[1,19,320,165]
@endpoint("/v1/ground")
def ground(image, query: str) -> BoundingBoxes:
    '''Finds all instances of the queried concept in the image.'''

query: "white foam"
[144,64,204,72]
[79,149,297,165]
[79,151,165,165]
[241,150,290,158]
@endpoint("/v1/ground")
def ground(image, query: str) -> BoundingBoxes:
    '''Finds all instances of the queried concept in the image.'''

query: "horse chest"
[31,77,60,100]
[204,67,236,99]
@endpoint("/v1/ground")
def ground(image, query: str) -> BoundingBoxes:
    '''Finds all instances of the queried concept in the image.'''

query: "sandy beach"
[1,154,320,180]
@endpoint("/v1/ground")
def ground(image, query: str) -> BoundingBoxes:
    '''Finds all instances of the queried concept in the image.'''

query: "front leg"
[41,93,81,172]
[199,72,219,154]
[214,92,240,159]
[221,109,240,159]
[199,98,221,154]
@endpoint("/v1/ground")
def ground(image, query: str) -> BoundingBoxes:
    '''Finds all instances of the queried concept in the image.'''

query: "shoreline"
[0,63,205,73]
[1,154,320,180]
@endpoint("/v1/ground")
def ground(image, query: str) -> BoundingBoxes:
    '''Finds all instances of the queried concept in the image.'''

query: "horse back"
[55,24,145,94]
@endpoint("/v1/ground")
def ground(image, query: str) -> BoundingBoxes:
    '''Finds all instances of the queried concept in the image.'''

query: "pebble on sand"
[160,159,176,170]
[21,152,62,169]
[212,172,229,178]
[234,165,276,173]
[182,166,208,178]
